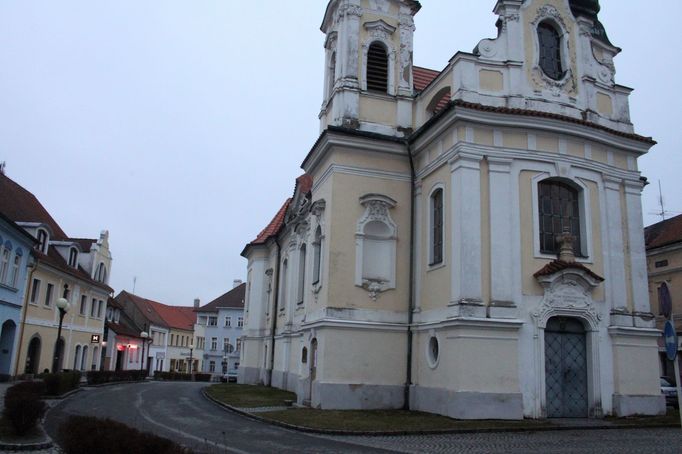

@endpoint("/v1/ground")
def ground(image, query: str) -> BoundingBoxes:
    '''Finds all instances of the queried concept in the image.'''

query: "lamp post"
[140,330,148,374]
[188,340,194,381]
[52,293,70,373]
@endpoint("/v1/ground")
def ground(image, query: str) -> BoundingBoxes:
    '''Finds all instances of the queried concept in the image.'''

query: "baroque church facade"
[239,0,664,419]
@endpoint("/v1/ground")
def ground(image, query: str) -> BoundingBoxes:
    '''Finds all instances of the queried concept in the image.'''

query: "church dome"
[569,0,600,19]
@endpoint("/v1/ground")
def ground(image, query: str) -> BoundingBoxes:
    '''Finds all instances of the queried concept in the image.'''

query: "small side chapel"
[239,0,664,419]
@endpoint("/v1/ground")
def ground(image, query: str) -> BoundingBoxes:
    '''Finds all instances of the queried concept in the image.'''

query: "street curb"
[83,379,148,388]
[0,440,53,452]
[201,389,680,436]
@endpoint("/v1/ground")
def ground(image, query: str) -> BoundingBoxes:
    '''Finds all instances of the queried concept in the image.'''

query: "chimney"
[193,298,200,309]
[233,279,243,288]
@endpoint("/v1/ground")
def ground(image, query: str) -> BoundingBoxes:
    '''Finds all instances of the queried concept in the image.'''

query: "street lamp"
[140,330,149,374]
[188,340,194,381]
[52,293,70,373]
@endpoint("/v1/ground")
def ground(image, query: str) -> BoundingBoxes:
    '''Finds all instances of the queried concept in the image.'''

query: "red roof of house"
[296,174,313,195]
[71,238,96,253]
[645,214,682,250]
[196,283,246,313]
[116,290,195,331]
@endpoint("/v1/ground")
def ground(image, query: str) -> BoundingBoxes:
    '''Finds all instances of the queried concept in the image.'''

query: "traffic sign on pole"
[664,320,678,361]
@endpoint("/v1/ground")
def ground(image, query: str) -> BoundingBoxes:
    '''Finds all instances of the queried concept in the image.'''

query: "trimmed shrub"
[3,387,46,435]
[5,380,46,400]
[42,371,81,396]
[58,415,192,454]
[193,373,211,382]
[153,371,192,381]
[86,370,147,385]
[0,374,10,382]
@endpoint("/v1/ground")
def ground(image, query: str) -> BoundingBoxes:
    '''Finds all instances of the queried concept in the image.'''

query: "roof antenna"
[133,276,137,294]
[649,180,681,221]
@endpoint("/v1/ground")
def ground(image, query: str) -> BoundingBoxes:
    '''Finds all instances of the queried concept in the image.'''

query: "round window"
[427,336,440,368]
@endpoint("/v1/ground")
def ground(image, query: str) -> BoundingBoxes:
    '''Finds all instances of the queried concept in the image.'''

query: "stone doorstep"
[201,389,681,436]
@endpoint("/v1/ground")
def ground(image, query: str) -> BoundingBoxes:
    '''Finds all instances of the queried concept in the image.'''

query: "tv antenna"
[650,180,681,221]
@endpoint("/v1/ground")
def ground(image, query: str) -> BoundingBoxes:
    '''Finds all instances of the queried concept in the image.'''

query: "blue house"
[195,282,245,379]
[0,211,36,376]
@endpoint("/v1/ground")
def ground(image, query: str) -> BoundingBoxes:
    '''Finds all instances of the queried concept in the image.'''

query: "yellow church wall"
[326,171,411,314]
[503,130,528,150]
[359,96,397,127]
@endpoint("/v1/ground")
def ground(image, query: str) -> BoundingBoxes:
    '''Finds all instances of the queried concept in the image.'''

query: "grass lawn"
[258,409,555,432]
[205,384,296,408]
[606,408,681,427]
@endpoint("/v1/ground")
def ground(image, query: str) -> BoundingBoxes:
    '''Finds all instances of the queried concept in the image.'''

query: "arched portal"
[0,320,17,375]
[25,336,41,374]
[545,317,588,418]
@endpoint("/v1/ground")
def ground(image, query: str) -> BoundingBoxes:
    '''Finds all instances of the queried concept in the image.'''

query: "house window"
[312,226,322,285]
[80,295,87,315]
[97,300,103,318]
[30,279,41,304]
[170,334,174,346]
[10,252,21,287]
[297,244,306,305]
[36,229,48,254]
[655,260,669,268]
[223,338,232,353]
[211,337,218,351]
[208,316,217,326]
[45,283,54,306]
[0,247,10,284]
[538,179,582,256]
[224,316,231,327]
[95,263,107,283]
[430,188,444,265]
[209,361,215,373]
[538,21,563,80]
[327,51,336,99]
[90,298,97,316]
[68,248,78,268]
[236,339,242,352]
[366,42,388,93]
[237,317,243,328]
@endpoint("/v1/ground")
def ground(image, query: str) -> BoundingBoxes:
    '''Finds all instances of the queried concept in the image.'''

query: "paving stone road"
[35,382,682,454]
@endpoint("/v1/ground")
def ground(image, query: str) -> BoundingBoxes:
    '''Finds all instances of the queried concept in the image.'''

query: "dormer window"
[366,42,388,93]
[68,248,78,268]
[538,22,564,80]
[36,229,48,254]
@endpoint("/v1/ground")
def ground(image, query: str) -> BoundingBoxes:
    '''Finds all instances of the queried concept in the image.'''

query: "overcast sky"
[1,1,679,306]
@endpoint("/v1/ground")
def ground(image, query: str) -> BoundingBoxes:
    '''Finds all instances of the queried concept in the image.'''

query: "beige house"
[0,173,112,375]
[240,0,663,419]
[645,214,682,380]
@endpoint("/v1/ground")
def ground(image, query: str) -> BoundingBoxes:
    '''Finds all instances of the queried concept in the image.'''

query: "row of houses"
[0,170,245,380]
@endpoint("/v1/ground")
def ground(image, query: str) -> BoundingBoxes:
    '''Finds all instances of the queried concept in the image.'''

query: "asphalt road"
[43,382,389,454]
[43,382,682,454]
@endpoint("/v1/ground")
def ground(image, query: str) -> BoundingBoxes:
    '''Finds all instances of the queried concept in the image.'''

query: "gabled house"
[102,297,146,371]
[195,281,245,379]
[0,172,113,375]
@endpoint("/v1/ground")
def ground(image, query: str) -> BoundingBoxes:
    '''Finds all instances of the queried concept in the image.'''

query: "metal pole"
[189,347,193,381]
[52,309,65,373]
[671,313,682,428]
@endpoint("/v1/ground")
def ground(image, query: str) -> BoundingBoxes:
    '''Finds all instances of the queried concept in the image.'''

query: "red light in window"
[116,344,126,351]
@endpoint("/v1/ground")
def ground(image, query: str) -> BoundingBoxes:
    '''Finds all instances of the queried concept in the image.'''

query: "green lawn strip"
[205,384,296,408]
[605,410,680,427]
[257,409,555,432]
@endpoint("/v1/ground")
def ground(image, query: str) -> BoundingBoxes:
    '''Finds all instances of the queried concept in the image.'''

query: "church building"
[239,0,664,419]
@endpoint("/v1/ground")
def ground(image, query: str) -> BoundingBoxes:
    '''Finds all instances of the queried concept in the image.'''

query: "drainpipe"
[404,140,416,410]
[14,258,37,377]
[267,239,282,386]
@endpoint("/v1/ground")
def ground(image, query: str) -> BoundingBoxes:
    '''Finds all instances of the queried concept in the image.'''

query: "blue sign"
[664,320,678,361]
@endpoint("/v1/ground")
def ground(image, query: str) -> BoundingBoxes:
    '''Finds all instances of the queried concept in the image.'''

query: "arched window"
[297,244,306,305]
[74,345,81,370]
[538,179,582,256]
[430,188,444,265]
[0,244,10,284]
[328,51,336,99]
[92,346,99,370]
[366,42,388,93]
[68,248,78,268]
[279,259,288,311]
[96,263,107,283]
[10,248,22,288]
[81,345,88,371]
[312,226,322,285]
[538,22,563,80]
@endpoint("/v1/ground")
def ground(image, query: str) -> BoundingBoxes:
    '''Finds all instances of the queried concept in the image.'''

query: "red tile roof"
[296,174,313,195]
[0,173,68,239]
[250,198,291,246]
[413,66,442,92]
[533,260,604,282]
[196,283,246,313]
[645,214,682,250]
[71,238,96,253]
[116,290,195,331]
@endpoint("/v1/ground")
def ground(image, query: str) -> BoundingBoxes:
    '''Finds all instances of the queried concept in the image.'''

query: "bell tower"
[319,0,420,137]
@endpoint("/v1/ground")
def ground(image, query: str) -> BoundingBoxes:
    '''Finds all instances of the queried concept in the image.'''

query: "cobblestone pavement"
[323,428,682,453]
